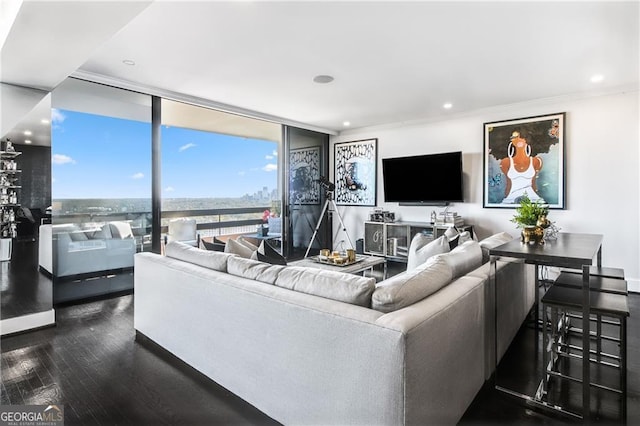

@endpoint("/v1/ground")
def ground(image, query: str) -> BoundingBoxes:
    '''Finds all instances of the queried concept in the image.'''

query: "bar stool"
[541,284,629,419]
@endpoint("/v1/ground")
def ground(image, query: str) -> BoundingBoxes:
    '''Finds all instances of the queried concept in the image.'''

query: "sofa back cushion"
[371,255,453,313]
[436,240,483,279]
[165,241,235,272]
[406,234,450,272]
[478,232,513,263]
[227,256,285,285]
[275,267,375,307]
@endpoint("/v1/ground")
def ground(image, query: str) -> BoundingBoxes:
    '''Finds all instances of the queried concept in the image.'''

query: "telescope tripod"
[304,191,354,258]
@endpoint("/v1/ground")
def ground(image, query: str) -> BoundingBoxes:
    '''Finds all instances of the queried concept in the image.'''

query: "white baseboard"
[1,309,55,336]
[628,278,640,293]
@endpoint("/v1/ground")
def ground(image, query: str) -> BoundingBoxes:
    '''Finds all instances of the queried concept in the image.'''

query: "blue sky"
[52,109,278,199]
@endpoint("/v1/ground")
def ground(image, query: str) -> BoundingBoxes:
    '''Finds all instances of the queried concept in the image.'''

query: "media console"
[363,221,472,262]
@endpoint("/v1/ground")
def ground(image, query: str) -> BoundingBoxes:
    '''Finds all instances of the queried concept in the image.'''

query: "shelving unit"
[1,140,21,261]
[364,220,472,262]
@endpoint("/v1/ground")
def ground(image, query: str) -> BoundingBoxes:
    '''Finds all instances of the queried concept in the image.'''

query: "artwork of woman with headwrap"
[484,113,565,208]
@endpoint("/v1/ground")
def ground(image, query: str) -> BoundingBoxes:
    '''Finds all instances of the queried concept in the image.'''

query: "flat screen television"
[382,151,463,205]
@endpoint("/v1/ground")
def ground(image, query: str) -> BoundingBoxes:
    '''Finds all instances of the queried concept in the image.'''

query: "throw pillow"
[254,240,287,265]
[165,241,235,272]
[227,256,285,285]
[371,255,454,313]
[109,221,134,239]
[437,240,483,279]
[236,236,259,251]
[199,239,226,252]
[478,232,513,264]
[275,267,376,307]
[406,234,450,272]
[67,225,89,242]
[224,238,256,259]
[444,226,460,249]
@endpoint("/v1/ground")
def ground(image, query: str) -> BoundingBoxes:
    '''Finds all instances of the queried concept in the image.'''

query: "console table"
[489,232,603,420]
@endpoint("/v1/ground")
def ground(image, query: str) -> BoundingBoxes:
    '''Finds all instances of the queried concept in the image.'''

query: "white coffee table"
[290,255,387,280]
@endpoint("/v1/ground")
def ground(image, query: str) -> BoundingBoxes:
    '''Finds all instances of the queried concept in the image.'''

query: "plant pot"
[521,226,544,245]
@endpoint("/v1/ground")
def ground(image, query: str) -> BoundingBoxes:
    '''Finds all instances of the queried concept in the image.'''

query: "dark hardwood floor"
[0,239,52,320]
[1,288,638,424]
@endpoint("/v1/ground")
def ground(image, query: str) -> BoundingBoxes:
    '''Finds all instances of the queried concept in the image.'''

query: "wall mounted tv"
[382,151,463,205]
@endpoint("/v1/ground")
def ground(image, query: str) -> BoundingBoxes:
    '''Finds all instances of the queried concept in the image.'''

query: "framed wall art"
[290,146,321,205]
[334,139,377,206]
[483,112,565,209]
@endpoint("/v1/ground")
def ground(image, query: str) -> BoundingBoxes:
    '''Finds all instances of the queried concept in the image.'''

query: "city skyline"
[51,109,278,199]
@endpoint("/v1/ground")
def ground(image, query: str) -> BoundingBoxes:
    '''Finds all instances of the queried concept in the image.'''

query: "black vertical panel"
[151,96,162,254]
[15,144,51,213]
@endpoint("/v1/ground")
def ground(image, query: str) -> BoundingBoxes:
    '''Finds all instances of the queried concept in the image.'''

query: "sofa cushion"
[109,221,133,239]
[371,255,453,313]
[478,232,513,264]
[227,256,285,285]
[224,238,256,259]
[436,240,483,279]
[165,241,234,272]
[406,234,449,272]
[254,240,287,265]
[275,267,375,307]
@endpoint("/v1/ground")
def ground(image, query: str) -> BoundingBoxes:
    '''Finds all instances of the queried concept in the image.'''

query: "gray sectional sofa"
[134,236,534,425]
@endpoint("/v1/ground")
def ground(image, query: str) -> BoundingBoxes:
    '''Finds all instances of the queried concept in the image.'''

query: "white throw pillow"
[165,241,235,272]
[406,234,450,272]
[224,238,256,259]
[109,221,133,239]
[372,255,454,313]
[436,240,483,278]
[478,232,513,263]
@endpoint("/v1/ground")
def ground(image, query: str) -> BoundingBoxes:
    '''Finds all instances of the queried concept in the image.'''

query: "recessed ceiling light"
[122,59,136,66]
[590,74,604,83]
[443,103,453,109]
[25,140,32,144]
[41,119,49,124]
[343,121,351,127]
[313,75,334,84]
[23,130,32,136]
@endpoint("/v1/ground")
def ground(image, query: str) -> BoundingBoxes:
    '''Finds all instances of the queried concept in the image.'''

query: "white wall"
[330,89,640,291]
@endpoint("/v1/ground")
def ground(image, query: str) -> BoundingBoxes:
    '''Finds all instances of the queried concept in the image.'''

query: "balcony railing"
[53,206,271,240]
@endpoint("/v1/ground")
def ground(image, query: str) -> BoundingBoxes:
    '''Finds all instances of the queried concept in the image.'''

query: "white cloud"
[179,143,196,152]
[265,154,274,160]
[262,163,278,172]
[131,172,144,179]
[52,154,76,165]
[51,109,66,124]
[164,186,175,192]
[238,171,246,176]
[272,150,278,157]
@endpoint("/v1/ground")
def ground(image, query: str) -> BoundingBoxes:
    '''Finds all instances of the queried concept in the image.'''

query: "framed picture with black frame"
[483,113,566,209]
[334,139,377,206]
[289,146,321,205]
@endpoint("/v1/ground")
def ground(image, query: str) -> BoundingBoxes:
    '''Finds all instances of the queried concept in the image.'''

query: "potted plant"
[511,194,549,244]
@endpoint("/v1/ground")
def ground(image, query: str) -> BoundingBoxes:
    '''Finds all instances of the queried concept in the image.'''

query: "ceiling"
[2,1,639,138]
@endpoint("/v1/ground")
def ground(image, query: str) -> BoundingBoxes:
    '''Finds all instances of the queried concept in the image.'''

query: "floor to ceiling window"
[160,100,282,247]
[51,79,151,303]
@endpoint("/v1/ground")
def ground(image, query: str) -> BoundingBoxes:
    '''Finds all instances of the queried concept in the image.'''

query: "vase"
[521,225,544,245]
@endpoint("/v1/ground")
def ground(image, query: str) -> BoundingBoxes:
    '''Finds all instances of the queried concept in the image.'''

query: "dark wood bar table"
[489,232,603,420]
